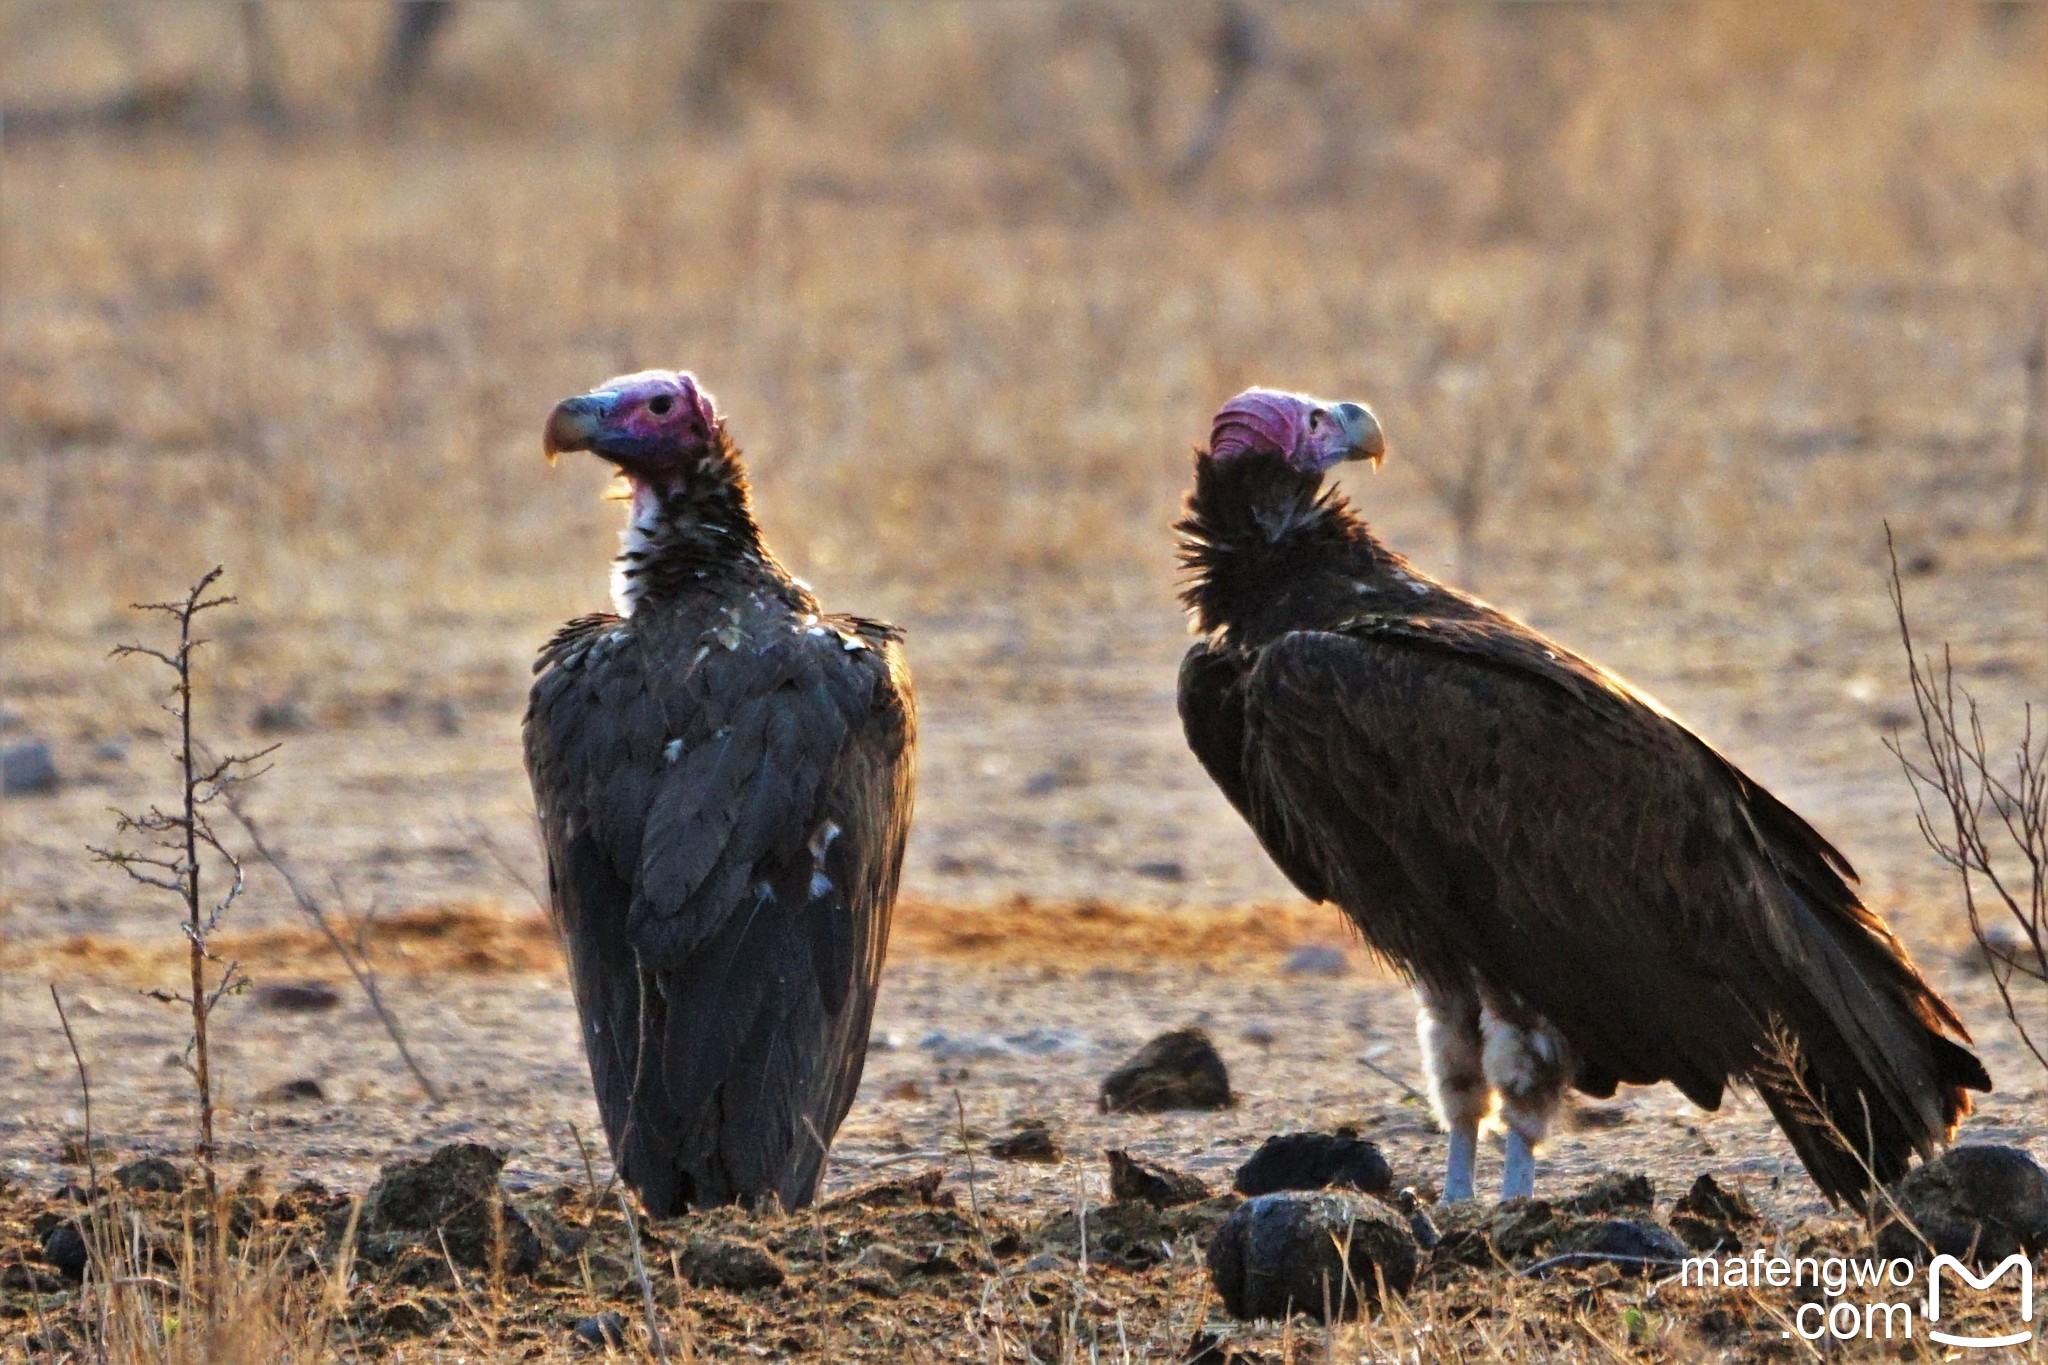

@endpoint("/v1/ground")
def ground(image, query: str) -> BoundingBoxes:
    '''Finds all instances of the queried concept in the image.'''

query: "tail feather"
[1750,1014,1989,1211]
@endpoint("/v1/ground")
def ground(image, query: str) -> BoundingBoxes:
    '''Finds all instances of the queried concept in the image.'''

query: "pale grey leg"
[1501,1130,1538,1201]
[1480,1002,1573,1203]
[1415,981,1487,1204]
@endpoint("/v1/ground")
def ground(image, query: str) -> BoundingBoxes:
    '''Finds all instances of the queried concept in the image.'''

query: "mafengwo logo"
[1925,1254,2034,1349]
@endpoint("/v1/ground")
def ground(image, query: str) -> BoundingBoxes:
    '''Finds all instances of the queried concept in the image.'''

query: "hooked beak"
[1334,401,1386,469]
[542,392,616,465]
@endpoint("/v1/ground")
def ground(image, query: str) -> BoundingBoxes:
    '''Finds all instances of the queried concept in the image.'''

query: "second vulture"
[1175,387,1988,1207]
[526,370,914,1213]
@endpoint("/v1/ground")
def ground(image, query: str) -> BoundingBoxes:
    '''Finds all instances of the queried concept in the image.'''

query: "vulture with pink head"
[525,370,914,1213]
[1174,387,1988,1207]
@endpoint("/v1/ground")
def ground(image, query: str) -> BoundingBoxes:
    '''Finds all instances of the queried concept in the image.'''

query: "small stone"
[988,1123,1063,1164]
[259,1077,326,1104]
[571,1311,628,1348]
[674,1234,786,1291]
[377,1297,447,1337]
[252,699,316,735]
[1669,1173,1757,1252]
[1542,1219,1688,1275]
[1234,1133,1391,1198]
[1106,1149,1211,1207]
[1239,1021,1278,1050]
[1394,1189,1439,1251]
[1281,944,1350,977]
[1133,860,1188,882]
[2,740,58,796]
[1558,1171,1654,1215]
[113,1156,188,1194]
[41,1223,89,1280]
[1876,1144,2048,1265]
[1100,1028,1232,1113]
[253,981,342,1013]
[1207,1191,1418,1322]
[360,1142,541,1274]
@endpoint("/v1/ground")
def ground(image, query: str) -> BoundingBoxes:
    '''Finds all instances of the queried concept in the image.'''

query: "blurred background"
[3,2,2046,921]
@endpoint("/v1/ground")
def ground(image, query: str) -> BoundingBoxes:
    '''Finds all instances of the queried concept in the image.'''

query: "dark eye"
[647,394,675,417]
[1308,409,1325,431]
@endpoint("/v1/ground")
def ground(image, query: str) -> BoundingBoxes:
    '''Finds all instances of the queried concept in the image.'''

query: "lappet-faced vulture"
[525,370,915,1213]
[1174,387,1988,1206]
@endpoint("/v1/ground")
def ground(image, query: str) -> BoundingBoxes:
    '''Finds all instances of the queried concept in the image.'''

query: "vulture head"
[543,369,723,486]
[1207,388,1385,475]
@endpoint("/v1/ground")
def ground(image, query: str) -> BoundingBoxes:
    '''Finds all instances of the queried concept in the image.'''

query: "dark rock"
[1558,1171,1654,1215]
[1669,1173,1758,1252]
[41,1222,89,1280]
[1539,1219,1688,1275]
[1032,1196,1235,1273]
[571,1311,629,1348]
[1106,1149,1211,1207]
[674,1234,786,1291]
[1394,1189,1439,1251]
[359,1142,541,1274]
[253,700,315,735]
[1431,1198,1566,1271]
[1876,1144,2048,1265]
[1100,1028,1232,1113]
[253,981,342,1013]
[1,1262,64,1293]
[1133,860,1188,882]
[823,1168,949,1211]
[1233,1132,1391,1197]
[377,1297,447,1337]
[113,1156,188,1194]
[989,1123,1063,1163]
[1280,944,1350,977]
[2,740,58,795]
[1206,1191,1418,1322]
[1181,1329,1276,1363]
[259,1077,327,1103]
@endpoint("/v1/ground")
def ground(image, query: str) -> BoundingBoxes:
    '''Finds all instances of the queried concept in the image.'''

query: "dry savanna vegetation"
[3,3,2047,1361]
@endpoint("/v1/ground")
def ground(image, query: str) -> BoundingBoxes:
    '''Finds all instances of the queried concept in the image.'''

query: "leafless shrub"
[88,567,276,1213]
[1887,532,2047,1077]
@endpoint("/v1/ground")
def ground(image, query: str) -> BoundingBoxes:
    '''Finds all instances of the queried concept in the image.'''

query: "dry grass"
[5,3,2045,634]
[0,895,1360,985]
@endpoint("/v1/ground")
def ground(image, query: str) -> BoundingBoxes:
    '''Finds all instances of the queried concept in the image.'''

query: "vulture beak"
[1333,401,1386,469]
[543,392,616,465]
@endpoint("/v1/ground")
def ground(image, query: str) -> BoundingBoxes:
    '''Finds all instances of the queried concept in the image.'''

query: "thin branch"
[49,986,100,1199]
[224,795,444,1103]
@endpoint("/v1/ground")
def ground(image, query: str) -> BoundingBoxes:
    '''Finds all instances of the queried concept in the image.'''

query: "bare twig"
[49,985,100,1199]
[617,1191,668,1360]
[225,795,444,1103]
[1885,527,2047,1076]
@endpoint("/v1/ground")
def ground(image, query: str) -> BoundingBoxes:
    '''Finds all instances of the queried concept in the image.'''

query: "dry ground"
[4,3,2048,1359]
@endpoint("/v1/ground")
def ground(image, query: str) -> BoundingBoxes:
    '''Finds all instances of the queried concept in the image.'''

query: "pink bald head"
[543,369,722,482]
[1207,388,1385,474]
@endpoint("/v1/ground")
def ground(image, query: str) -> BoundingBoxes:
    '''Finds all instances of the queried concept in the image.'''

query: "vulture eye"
[1308,410,1326,431]
[647,394,676,417]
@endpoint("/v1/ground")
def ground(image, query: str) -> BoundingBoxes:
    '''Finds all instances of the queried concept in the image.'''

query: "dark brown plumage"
[525,370,914,1213]
[1176,387,1988,1207]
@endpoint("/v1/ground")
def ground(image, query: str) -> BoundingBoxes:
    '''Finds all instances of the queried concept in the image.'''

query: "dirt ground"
[3,570,2045,1362]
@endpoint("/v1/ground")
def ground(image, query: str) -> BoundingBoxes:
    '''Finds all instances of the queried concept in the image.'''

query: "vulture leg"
[1416,981,1487,1203]
[1481,1001,1573,1202]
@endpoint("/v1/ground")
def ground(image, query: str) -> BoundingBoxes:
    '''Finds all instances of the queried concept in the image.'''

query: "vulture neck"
[610,437,794,618]
[1177,451,1395,644]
